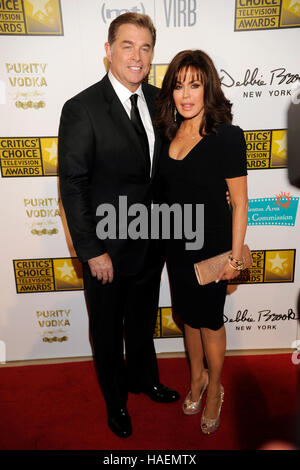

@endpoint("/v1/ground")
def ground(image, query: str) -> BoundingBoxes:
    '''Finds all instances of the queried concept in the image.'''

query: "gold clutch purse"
[194,245,253,285]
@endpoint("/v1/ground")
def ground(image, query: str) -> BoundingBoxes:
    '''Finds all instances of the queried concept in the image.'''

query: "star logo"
[27,0,50,17]
[161,307,182,336]
[288,0,300,11]
[274,134,286,155]
[265,250,295,283]
[163,309,175,328]
[56,261,76,281]
[267,253,288,274]
[44,139,57,163]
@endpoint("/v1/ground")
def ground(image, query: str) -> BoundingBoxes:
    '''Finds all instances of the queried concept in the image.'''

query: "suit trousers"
[82,240,165,415]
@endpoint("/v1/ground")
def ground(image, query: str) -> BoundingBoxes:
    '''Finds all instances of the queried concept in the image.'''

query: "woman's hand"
[216,262,240,282]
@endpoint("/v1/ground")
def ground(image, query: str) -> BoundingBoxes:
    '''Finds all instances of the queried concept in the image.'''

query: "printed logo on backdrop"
[245,129,287,169]
[100,1,145,23]
[154,307,183,338]
[224,306,298,333]
[229,249,296,284]
[248,192,299,226]
[100,0,197,26]
[0,137,57,177]
[0,0,63,35]
[234,0,300,31]
[24,197,60,236]
[148,64,168,88]
[36,309,71,343]
[12,249,296,292]
[163,0,197,27]
[220,67,300,100]
[5,63,49,110]
[13,258,83,293]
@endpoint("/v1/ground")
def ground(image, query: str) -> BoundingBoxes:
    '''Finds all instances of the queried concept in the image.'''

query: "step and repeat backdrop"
[0,0,300,361]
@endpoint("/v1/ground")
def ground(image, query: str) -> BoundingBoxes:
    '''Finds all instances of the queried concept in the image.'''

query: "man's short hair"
[108,12,156,48]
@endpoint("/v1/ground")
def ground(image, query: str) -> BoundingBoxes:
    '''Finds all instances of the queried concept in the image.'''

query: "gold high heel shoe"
[182,371,209,415]
[201,385,224,434]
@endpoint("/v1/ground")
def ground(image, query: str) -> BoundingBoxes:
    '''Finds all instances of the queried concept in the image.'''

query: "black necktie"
[130,94,150,172]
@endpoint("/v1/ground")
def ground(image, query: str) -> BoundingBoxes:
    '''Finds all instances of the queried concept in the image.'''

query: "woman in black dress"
[155,50,248,434]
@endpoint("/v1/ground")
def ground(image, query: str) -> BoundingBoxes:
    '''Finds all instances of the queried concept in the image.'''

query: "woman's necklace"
[177,131,200,141]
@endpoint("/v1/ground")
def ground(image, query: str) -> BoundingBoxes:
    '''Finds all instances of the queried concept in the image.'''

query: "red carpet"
[0,354,299,450]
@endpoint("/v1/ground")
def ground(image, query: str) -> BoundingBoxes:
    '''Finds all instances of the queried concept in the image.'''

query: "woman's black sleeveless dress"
[156,123,247,330]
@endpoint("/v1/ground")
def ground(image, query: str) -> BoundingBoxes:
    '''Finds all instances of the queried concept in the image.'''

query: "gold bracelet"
[228,260,238,270]
[228,255,244,268]
[228,259,244,271]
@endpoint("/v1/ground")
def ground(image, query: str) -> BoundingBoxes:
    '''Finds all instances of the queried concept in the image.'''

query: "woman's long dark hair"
[155,50,232,140]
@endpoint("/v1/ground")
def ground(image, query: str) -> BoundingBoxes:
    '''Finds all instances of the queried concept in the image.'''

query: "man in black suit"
[58,13,179,439]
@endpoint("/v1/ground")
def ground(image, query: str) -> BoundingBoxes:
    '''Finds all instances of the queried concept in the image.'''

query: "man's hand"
[88,253,114,284]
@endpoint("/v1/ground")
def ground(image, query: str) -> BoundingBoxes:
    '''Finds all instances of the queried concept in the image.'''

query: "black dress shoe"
[142,384,180,403]
[108,408,132,438]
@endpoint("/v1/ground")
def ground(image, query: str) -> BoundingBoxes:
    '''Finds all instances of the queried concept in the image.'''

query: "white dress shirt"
[108,70,155,172]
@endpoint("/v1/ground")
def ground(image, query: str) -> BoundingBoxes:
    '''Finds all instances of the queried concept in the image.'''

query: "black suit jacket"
[58,74,161,276]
